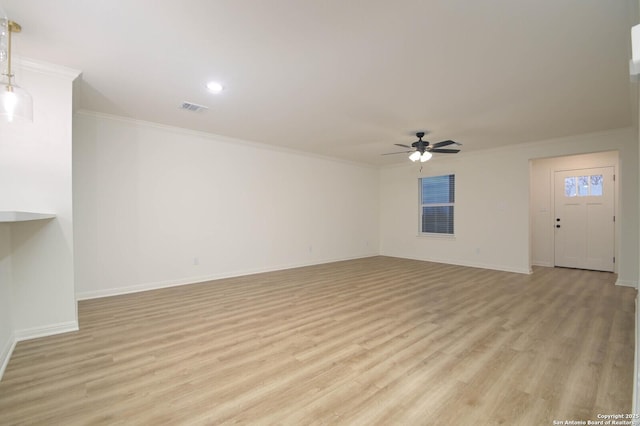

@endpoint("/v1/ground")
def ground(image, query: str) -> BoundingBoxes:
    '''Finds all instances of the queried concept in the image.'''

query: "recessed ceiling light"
[206,81,224,93]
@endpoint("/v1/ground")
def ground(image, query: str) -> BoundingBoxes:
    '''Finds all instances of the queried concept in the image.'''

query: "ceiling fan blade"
[394,143,413,149]
[431,140,457,148]
[429,148,460,154]
[381,151,412,156]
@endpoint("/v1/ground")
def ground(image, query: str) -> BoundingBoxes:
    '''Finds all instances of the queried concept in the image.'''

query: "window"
[420,174,455,234]
[564,174,603,197]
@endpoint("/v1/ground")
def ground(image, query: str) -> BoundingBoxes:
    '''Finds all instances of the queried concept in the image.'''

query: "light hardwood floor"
[0,256,636,425]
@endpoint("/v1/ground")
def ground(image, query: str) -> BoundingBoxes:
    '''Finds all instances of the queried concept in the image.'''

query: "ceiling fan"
[383,132,462,162]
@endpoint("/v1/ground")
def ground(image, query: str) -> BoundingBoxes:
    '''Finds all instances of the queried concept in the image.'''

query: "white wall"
[73,113,380,299]
[0,59,79,378]
[530,151,619,269]
[636,82,640,414]
[0,224,13,378]
[380,145,532,273]
[636,106,640,408]
[380,127,639,284]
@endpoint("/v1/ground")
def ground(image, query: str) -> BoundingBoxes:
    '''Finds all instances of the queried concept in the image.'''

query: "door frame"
[529,151,620,274]
[553,166,616,271]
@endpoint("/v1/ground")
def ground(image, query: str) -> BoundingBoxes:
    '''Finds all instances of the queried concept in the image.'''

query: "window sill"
[416,233,456,240]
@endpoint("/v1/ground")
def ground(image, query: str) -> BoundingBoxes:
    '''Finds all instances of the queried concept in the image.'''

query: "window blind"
[420,174,455,234]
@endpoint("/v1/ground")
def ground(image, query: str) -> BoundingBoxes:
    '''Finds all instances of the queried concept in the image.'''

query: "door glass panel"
[577,176,589,196]
[564,177,577,197]
[564,174,604,197]
[590,175,603,196]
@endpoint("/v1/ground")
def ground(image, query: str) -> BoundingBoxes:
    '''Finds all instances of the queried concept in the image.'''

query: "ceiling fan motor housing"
[411,132,428,152]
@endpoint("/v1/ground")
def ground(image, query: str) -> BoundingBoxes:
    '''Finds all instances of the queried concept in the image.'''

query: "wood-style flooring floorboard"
[0,256,636,425]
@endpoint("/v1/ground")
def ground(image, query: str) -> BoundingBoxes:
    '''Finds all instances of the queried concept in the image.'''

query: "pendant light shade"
[409,150,432,162]
[0,82,32,122]
[420,151,432,162]
[0,14,32,122]
[409,151,421,162]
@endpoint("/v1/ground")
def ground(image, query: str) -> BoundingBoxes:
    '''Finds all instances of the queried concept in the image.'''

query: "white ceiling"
[3,1,637,165]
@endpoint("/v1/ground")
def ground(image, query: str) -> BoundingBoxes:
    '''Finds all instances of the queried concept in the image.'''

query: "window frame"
[418,174,456,237]
[563,174,604,198]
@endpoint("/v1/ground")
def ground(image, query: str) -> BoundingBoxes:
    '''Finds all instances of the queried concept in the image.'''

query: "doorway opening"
[530,151,619,273]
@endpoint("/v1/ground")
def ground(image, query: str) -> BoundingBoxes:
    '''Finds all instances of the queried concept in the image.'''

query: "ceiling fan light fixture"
[383,132,461,161]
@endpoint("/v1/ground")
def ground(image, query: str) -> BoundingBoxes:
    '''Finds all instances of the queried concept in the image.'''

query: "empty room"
[1,1,640,425]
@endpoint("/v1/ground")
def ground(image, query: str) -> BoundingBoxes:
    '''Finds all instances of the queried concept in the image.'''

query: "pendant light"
[0,15,32,122]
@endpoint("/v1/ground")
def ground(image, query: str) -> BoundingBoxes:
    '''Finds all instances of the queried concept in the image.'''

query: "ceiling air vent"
[179,101,209,112]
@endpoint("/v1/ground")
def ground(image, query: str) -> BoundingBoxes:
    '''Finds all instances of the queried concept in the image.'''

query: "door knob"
[556,224,561,228]
[556,218,560,222]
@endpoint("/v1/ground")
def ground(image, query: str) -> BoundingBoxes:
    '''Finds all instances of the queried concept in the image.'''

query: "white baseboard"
[382,254,533,275]
[14,321,79,342]
[0,333,16,381]
[634,294,639,414]
[615,278,638,288]
[1,321,78,382]
[531,260,554,267]
[76,254,379,301]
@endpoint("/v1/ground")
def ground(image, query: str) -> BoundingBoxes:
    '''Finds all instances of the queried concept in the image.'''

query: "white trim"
[13,321,79,342]
[76,254,378,301]
[552,165,617,274]
[74,110,375,170]
[1,322,78,381]
[615,278,638,288]
[634,294,639,414]
[416,233,456,240]
[0,333,16,381]
[382,254,533,275]
[531,260,554,267]
[14,56,82,80]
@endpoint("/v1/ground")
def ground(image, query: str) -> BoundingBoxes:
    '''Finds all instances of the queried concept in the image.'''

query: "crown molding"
[14,56,81,80]
[75,110,377,170]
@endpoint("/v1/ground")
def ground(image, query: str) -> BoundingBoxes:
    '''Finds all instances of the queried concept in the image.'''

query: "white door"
[554,167,614,272]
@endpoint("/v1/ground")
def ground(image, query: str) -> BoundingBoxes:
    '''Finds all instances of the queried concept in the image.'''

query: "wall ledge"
[0,211,56,222]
